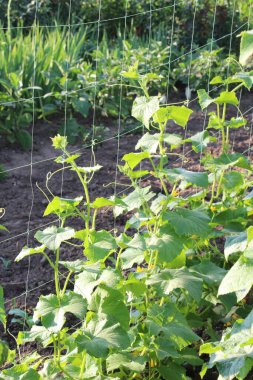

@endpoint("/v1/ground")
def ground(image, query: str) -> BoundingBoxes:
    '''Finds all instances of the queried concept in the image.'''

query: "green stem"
[55,248,61,299]
[209,174,216,207]
[79,352,86,379]
[61,270,73,297]
[116,248,123,270]
[216,171,225,198]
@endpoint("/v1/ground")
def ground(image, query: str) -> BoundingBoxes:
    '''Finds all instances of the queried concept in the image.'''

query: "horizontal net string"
[0,83,224,176]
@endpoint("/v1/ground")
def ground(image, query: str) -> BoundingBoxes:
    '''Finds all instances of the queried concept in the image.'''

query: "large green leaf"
[85,230,117,262]
[149,233,183,263]
[71,97,90,117]
[153,106,193,127]
[0,365,40,380]
[90,285,130,330]
[210,153,252,171]
[147,268,203,301]
[146,303,199,351]
[17,325,53,347]
[43,196,83,217]
[107,353,146,373]
[201,309,253,380]
[186,130,215,153]
[74,268,120,302]
[198,89,214,109]
[131,96,159,129]
[222,171,244,191]
[240,30,253,66]
[215,91,239,106]
[192,260,227,286]
[76,317,130,358]
[33,291,87,332]
[122,152,150,170]
[35,226,75,251]
[120,234,146,269]
[218,256,253,301]
[135,132,182,153]
[15,245,46,262]
[115,186,155,216]
[165,168,208,188]
[166,208,211,237]
[224,232,247,260]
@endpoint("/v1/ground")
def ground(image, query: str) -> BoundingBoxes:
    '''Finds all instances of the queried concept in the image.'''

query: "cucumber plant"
[1,30,253,380]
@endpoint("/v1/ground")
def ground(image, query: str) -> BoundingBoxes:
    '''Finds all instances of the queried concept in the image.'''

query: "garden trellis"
[1,0,253,379]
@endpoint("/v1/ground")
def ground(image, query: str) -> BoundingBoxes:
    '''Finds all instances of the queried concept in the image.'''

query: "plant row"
[0,29,253,380]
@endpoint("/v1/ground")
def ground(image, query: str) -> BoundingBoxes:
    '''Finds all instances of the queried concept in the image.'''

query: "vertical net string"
[113,0,129,235]
[23,0,38,337]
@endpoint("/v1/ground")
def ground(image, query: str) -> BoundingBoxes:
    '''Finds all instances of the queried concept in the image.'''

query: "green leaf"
[0,287,6,330]
[135,133,160,153]
[165,168,209,188]
[186,130,215,153]
[233,71,253,90]
[192,260,227,286]
[222,171,244,190]
[147,268,203,301]
[89,285,129,330]
[74,268,120,302]
[0,225,9,233]
[166,208,211,237]
[74,164,102,174]
[17,325,53,347]
[58,117,81,145]
[0,365,41,379]
[210,153,252,171]
[115,186,155,216]
[71,97,90,117]
[51,134,68,150]
[226,117,247,129]
[43,196,83,217]
[158,363,187,380]
[15,245,46,262]
[76,317,130,358]
[215,91,239,106]
[132,96,159,129]
[146,303,199,351]
[240,30,253,66]
[122,152,150,170]
[34,291,87,333]
[85,230,117,262]
[153,106,193,128]
[121,234,146,269]
[92,198,115,208]
[35,226,75,251]
[149,233,183,263]
[0,340,11,367]
[198,89,214,109]
[15,130,32,151]
[203,308,253,379]
[218,256,253,301]
[135,132,182,153]
[107,353,146,373]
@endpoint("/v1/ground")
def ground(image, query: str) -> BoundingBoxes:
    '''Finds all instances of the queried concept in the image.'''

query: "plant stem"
[55,248,61,299]
[61,270,73,297]
[79,352,86,379]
